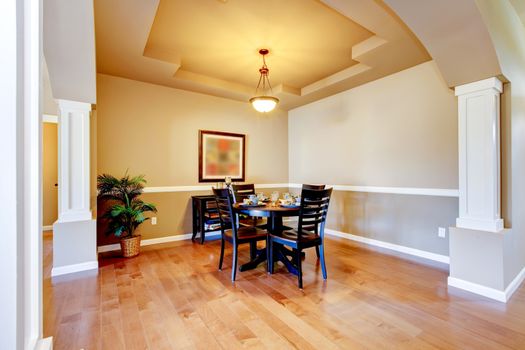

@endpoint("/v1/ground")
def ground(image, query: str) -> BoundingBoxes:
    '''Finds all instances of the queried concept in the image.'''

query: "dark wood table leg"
[274,243,299,276]
[268,214,303,275]
[200,202,206,244]
[239,248,267,271]
[191,198,198,241]
[237,211,303,274]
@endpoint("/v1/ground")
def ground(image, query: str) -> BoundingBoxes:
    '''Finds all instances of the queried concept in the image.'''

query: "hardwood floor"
[43,232,525,349]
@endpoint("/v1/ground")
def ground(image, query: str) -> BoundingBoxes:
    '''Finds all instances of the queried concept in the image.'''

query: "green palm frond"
[98,172,156,239]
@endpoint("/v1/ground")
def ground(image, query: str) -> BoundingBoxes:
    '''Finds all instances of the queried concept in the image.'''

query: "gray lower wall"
[292,188,458,256]
[53,219,97,268]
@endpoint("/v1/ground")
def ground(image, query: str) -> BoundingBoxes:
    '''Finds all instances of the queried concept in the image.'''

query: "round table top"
[233,202,300,216]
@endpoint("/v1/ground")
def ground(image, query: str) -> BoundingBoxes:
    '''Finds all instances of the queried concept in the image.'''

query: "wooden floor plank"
[43,233,525,349]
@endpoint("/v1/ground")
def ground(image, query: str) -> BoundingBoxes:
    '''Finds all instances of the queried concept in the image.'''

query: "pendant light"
[250,49,279,113]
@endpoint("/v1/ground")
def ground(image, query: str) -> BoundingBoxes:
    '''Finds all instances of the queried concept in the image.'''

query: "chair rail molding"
[143,183,459,197]
[455,77,504,232]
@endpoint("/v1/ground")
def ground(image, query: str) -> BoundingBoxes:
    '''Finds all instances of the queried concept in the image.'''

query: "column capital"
[455,77,503,96]
[57,99,92,112]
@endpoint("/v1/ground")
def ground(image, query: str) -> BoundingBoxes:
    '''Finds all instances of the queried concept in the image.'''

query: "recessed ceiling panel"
[145,0,373,88]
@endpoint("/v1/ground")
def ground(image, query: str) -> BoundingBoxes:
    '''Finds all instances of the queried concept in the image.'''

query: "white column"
[57,99,92,222]
[455,77,503,232]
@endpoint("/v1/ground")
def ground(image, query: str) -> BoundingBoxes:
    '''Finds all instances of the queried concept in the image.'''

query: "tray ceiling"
[95,0,430,110]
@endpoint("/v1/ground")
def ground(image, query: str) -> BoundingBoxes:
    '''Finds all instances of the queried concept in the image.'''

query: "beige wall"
[289,61,458,188]
[43,123,58,226]
[96,74,288,243]
[97,74,288,186]
[288,61,458,255]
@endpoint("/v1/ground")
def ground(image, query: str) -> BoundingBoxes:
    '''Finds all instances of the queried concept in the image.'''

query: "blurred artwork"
[199,130,245,182]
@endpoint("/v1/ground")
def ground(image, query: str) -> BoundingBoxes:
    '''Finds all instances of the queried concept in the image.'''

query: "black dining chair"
[302,184,326,190]
[231,183,267,228]
[231,183,256,202]
[300,184,326,257]
[213,188,267,282]
[268,188,333,289]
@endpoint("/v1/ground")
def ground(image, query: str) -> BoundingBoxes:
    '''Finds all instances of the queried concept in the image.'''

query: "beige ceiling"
[94,0,430,110]
[510,0,525,27]
[145,0,371,88]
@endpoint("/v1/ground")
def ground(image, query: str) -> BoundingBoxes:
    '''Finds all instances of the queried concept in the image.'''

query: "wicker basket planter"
[120,235,141,258]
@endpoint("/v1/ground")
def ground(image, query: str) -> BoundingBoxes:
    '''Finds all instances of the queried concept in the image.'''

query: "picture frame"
[198,130,246,183]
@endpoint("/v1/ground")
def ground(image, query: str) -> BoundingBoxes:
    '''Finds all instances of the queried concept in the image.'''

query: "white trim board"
[97,231,222,253]
[42,114,58,123]
[289,183,459,197]
[143,183,459,197]
[448,266,525,303]
[34,337,53,350]
[325,229,450,264]
[51,260,98,277]
[143,183,289,193]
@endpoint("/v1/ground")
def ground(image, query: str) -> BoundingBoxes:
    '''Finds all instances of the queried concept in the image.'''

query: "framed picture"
[199,130,245,183]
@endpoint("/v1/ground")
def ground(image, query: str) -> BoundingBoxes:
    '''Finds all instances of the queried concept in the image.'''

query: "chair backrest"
[298,188,333,240]
[302,184,326,190]
[213,188,237,239]
[231,183,256,203]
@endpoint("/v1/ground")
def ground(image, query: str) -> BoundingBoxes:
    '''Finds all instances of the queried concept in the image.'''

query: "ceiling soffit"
[95,0,430,110]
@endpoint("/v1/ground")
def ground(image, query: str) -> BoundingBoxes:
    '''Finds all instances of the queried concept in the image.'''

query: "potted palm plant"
[97,173,157,257]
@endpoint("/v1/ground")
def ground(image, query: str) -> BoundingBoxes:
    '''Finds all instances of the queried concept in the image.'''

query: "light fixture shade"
[250,96,279,113]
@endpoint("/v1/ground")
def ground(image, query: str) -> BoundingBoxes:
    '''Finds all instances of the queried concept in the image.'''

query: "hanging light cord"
[254,53,273,95]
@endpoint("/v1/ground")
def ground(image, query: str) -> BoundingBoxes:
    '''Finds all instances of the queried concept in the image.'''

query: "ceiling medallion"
[249,49,279,113]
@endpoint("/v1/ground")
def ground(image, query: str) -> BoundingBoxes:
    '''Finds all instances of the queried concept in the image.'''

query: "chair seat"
[224,226,267,243]
[269,229,321,247]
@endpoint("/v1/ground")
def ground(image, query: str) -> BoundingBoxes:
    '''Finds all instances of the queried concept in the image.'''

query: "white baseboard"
[42,225,53,231]
[51,260,98,277]
[447,277,506,302]
[505,266,525,301]
[97,231,222,253]
[325,228,450,264]
[34,337,53,350]
[447,266,525,303]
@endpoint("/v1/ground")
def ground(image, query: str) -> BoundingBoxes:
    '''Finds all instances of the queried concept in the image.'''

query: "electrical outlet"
[438,227,446,238]
[151,217,157,225]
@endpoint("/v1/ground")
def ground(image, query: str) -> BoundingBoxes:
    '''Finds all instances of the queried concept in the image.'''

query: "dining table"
[233,202,302,275]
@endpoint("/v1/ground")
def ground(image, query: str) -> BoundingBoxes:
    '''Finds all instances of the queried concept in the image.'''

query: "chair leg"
[268,238,274,274]
[319,244,327,280]
[218,238,225,271]
[296,248,303,289]
[200,230,205,245]
[250,241,257,260]
[231,244,238,282]
[315,245,320,259]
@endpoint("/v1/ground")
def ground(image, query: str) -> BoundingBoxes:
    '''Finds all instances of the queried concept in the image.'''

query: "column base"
[456,217,504,232]
[58,209,92,223]
[52,219,98,277]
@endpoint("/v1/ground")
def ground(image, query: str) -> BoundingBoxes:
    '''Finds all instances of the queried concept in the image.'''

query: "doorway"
[43,121,58,230]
